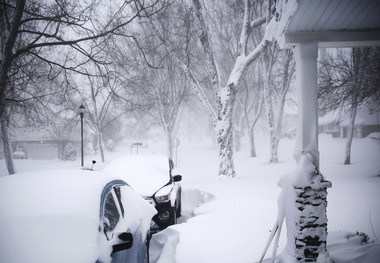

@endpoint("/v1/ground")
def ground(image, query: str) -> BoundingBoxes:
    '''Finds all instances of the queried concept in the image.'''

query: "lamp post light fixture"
[79,104,85,167]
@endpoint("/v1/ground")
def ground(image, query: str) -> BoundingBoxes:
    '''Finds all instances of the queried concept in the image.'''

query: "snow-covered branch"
[192,0,221,96]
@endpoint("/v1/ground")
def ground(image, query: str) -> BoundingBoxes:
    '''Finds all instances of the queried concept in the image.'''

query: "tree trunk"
[58,141,65,161]
[98,132,105,163]
[216,121,235,177]
[249,127,257,157]
[216,85,236,177]
[344,94,358,165]
[234,112,245,152]
[167,130,174,160]
[261,43,279,164]
[264,79,278,164]
[1,118,15,174]
[234,129,241,152]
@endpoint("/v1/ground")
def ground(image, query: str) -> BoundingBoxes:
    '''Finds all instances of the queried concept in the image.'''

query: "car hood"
[125,177,169,197]
[103,155,171,197]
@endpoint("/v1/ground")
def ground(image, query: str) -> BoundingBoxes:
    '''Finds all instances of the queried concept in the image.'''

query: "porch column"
[291,42,332,262]
[293,41,319,169]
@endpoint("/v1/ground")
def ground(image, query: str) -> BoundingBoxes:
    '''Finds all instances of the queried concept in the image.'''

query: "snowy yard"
[1,134,379,262]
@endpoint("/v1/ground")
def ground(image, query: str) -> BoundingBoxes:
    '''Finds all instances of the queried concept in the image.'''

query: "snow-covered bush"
[346,231,371,245]
[64,143,78,160]
[106,139,116,151]
[13,150,26,159]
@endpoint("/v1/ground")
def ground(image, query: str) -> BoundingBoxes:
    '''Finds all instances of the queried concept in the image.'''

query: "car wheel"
[169,206,177,225]
[176,198,181,218]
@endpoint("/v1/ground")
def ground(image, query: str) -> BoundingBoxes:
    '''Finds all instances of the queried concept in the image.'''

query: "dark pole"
[79,104,85,167]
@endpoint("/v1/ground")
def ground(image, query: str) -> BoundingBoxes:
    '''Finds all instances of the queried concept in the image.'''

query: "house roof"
[318,111,341,125]
[340,110,380,127]
[319,108,380,126]
[276,0,380,48]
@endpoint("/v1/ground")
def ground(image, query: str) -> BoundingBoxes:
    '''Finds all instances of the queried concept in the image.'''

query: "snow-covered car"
[104,155,182,230]
[0,169,156,263]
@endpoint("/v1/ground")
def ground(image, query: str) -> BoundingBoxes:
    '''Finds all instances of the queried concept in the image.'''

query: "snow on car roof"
[0,169,117,219]
[103,155,171,196]
[0,169,123,263]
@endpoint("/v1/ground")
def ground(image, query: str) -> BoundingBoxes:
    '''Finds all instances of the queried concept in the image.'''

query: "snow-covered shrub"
[13,150,26,159]
[64,143,78,160]
[106,139,116,151]
[346,232,370,245]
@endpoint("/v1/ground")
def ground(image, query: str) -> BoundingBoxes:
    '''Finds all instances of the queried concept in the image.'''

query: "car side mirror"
[112,232,133,254]
[173,175,182,182]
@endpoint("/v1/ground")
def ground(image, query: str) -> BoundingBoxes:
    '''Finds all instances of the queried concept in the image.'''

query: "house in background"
[339,108,380,138]
[318,107,380,138]
[11,128,79,160]
[281,109,298,139]
[318,111,341,137]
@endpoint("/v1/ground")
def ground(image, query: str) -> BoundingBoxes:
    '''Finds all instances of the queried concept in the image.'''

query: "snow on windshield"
[103,155,171,196]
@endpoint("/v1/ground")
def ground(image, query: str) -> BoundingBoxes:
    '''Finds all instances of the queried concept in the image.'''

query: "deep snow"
[0,134,379,262]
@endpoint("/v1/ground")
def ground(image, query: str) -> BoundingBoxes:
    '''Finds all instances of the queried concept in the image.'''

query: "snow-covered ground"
[1,134,379,262]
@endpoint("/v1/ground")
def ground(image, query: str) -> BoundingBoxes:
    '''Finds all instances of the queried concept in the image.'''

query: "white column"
[293,42,319,169]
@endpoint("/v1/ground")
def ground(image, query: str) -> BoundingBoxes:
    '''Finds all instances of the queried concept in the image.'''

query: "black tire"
[176,198,182,218]
[169,206,177,225]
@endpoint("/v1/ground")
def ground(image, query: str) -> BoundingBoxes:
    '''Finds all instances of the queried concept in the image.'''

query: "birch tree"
[143,0,274,177]
[260,43,294,164]
[149,60,188,160]
[190,0,272,177]
[237,67,264,157]
[136,3,191,160]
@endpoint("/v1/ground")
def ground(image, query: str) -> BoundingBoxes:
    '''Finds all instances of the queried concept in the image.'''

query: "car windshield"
[104,155,171,196]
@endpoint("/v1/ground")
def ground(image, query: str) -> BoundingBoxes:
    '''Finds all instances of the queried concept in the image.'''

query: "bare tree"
[150,62,188,160]
[237,66,264,157]
[71,69,127,163]
[261,45,294,163]
[319,47,380,164]
[0,0,165,174]
[143,0,275,177]
[133,3,191,160]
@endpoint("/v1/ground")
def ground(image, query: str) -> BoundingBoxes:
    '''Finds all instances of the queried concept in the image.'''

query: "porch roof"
[279,0,380,48]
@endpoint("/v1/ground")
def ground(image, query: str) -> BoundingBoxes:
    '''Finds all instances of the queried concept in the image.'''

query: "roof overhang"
[274,0,380,48]
[285,30,380,48]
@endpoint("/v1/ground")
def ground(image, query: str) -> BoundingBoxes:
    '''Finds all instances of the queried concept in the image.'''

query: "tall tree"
[150,62,188,160]
[144,0,274,177]
[135,3,190,160]
[261,45,294,163]
[319,47,380,164]
[236,66,264,157]
[0,0,164,174]
[71,69,127,163]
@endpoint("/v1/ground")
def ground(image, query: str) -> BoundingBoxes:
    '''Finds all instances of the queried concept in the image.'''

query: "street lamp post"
[79,104,85,167]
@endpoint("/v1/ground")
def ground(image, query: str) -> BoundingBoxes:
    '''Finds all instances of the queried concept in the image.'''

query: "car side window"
[114,187,124,217]
[103,191,120,234]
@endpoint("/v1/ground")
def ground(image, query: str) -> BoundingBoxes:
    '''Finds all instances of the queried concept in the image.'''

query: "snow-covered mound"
[328,231,380,263]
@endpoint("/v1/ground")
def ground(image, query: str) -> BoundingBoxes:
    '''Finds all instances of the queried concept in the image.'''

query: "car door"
[117,185,146,262]
[102,185,138,263]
